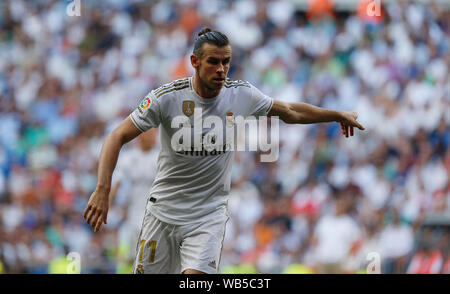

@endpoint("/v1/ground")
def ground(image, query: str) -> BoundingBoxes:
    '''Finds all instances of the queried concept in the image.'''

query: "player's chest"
[162,97,242,132]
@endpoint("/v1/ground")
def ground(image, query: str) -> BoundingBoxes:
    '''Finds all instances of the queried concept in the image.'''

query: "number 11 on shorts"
[138,240,157,263]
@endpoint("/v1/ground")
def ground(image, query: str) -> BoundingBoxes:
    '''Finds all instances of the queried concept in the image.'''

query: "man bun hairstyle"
[193,28,230,58]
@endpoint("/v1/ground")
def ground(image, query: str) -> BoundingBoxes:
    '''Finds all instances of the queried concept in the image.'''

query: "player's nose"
[216,63,224,73]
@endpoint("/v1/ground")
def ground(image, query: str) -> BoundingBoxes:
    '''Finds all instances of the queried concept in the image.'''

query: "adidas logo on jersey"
[208,260,216,269]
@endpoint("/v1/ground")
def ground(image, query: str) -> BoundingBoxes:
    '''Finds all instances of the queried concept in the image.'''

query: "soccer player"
[83,28,365,274]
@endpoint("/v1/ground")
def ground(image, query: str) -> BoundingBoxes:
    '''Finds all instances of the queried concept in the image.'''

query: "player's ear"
[190,54,200,68]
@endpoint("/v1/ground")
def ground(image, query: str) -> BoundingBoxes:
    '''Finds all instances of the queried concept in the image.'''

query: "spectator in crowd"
[407,242,443,274]
[378,208,414,273]
[309,188,362,273]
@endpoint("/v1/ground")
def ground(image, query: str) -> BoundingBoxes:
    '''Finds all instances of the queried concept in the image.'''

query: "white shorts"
[132,205,228,274]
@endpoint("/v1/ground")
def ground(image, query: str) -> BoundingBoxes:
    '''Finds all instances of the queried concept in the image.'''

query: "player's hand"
[83,188,109,232]
[338,111,365,138]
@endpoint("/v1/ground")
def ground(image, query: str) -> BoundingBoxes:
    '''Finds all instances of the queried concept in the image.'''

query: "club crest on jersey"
[226,111,235,127]
[139,96,152,112]
[135,264,145,274]
[182,100,195,117]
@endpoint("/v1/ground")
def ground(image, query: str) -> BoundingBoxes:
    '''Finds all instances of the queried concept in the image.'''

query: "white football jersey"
[129,77,273,225]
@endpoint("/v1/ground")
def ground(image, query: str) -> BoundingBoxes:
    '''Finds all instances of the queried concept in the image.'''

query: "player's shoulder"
[223,78,253,99]
[151,77,190,100]
[224,78,251,89]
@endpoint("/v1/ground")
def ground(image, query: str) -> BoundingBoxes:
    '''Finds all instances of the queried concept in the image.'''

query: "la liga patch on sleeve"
[139,96,152,112]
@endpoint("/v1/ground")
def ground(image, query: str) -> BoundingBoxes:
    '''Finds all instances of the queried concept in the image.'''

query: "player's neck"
[193,75,221,99]
[140,146,152,152]
[139,142,154,152]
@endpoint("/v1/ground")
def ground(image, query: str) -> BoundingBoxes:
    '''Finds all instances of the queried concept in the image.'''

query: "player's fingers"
[94,220,100,232]
[345,125,349,137]
[340,123,346,136]
[94,223,102,233]
[94,214,104,232]
[90,209,103,229]
[83,205,91,220]
[355,121,365,130]
[85,206,93,224]
[86,206,97,226]
[340,123,345,135]
[350,126,354,136]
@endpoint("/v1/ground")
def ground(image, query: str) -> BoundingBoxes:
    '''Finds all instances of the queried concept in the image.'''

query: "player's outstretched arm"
[83,117,142,232]
[268,99,365,137]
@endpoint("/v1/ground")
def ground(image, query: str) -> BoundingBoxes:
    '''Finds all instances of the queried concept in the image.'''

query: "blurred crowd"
[0,0,449,274]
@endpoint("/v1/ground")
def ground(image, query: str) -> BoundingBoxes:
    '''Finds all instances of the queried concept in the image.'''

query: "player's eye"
[208,58,219,65]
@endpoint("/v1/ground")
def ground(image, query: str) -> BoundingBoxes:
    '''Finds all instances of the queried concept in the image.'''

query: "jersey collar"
[189,76,223,104]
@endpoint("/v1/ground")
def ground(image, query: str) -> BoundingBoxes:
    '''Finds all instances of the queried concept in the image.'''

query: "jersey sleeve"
[129,91,161,132]
[248,83,274,117]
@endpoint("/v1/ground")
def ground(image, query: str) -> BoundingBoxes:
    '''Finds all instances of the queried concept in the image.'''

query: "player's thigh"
[133,213,180,274]
[180,216,228,274]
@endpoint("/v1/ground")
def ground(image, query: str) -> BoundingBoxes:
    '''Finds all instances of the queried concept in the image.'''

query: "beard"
[199,74,222,91]
[197,64,226,91]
